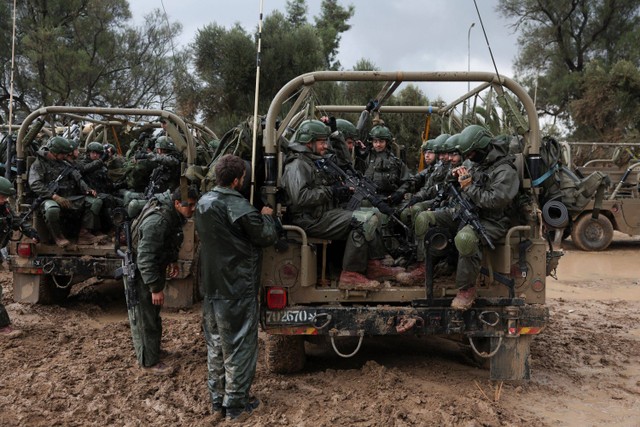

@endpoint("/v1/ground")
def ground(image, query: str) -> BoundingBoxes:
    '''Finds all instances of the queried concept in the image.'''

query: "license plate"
[266,309,316,325]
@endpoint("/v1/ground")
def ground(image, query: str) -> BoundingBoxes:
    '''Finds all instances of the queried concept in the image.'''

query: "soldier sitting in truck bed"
[281,119,406,289]
[28,136,105,247]
[413,125,519,310]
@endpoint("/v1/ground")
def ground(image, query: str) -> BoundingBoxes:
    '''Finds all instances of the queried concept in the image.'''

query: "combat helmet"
[86,141,104,154]
[442,134,461,154]
[336,119,358,139]
[292,120,331,144]
[432,133,451,154]
[0,177,16,197]
[155,135,176,151]
[457,125,493,155]
[368,125,393,142]
[47,136,74,154]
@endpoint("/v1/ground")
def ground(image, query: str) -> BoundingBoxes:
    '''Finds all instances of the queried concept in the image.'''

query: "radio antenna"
[249,0,264,204]
[472,0,501,79]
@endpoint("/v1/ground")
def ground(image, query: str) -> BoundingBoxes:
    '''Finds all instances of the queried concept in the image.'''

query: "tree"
[497,0,640,137]
[191,5,355,133]
[315,0,355,70]
[0,0,181,121]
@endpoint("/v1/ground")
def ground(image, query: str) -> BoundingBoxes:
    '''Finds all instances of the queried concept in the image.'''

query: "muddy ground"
[1,234,639,426]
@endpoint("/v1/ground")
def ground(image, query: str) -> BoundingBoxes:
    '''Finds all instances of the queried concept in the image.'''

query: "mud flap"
[163,277,196,308]
[489,335,532,380]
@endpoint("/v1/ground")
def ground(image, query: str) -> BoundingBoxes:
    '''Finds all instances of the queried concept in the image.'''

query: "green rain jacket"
[465,138,519,227]
[135,191,186,293]
[195,186,278,299]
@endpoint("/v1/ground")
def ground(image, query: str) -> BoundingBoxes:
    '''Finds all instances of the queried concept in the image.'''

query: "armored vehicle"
[7,107,213,307]
[258,71,559,381]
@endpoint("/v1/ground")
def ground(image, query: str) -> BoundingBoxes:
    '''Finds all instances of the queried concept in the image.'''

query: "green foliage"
[189,1,353,134]
[0,0,181,119]
[571,60,640,141]
[498,0,640,139]
[314,0,355,70]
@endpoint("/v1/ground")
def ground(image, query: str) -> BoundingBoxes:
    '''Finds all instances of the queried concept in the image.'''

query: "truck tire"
[265,334,306,374]
[40,275,72,305]
[571,213,613,251]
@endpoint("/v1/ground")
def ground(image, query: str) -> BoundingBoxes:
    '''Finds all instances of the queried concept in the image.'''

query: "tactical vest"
[363,151,404,195]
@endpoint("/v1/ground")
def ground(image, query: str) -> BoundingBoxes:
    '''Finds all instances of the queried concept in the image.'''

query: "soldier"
[357,125,412,206]
[125,186,198,375]
[78,142,123,231]
[195,154,278,422]
[281,119,404,289]
[28,136,103,247]
[0,177,38,339]
[413,125,519,309]
[138,136,181,198]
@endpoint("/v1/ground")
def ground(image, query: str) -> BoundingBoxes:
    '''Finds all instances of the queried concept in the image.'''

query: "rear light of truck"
[266,287,287,310]
[17,242,34,258]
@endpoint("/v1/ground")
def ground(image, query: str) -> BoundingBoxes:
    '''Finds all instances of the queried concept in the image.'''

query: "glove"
[135,152,151,160]
[365,99,378,112]
[52,194,71,209]
[387,191,405,205]
[458,174,472,190]
[408,196,421,206]
[330,182,351,203]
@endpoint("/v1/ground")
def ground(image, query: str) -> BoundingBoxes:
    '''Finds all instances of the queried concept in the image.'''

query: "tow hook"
[395,315,425,333]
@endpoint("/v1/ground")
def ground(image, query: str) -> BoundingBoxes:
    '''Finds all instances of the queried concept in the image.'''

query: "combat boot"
[338,271,381,290]
[0,325,24,339]
[366,259,405,281]
[53,236,71,248]
[76,228,97,245]
[141,362,174,376]
[451,286,476,310]
[395,263,425,286]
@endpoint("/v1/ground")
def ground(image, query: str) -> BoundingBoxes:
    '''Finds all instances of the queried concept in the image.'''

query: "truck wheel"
[571,214,613,251]
[39,275,72,305]
[265,334,306,374]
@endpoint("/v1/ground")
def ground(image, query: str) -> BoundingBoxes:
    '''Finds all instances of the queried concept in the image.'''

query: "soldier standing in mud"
[125,186,198,375]
[0,177,38,338]
[194,154,278,422]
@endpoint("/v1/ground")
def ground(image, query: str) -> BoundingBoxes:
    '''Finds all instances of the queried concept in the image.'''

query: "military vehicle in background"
[256,70,565,381]
[565,142,640,251]
[7,107,215,307]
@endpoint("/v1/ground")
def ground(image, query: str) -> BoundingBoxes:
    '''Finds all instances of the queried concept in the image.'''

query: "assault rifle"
[114,210,139,312]
[448,183,495,250]
[315,156,414,251]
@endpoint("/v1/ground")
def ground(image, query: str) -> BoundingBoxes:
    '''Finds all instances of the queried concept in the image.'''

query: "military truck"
[258,71,559,381]
[7,107,207,307]
[552,142,640,251]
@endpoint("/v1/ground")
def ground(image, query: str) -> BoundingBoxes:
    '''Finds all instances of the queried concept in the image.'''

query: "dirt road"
[1,236,639,426]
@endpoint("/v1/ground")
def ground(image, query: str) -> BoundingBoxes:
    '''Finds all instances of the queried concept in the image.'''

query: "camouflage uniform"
[415,137,519,289]
[195,186,278,412]
[281,143,387,274]
[28,149,102,241]
[358,149,412,202]
[125,191,186,367]
[77,155,123,231]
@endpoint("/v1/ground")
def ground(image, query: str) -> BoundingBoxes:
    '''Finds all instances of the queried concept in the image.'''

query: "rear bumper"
[262,298,549,338]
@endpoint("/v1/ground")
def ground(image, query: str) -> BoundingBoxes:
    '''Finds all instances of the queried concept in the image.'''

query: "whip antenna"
[472,0,501,79]
[250,0,264,204]
[6,0,18,179]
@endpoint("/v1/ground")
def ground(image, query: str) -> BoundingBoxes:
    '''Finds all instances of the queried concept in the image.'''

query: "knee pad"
[414,211,436,237]
[454,226,479,257]
[127,199,147,219]
[89,198,104,216]
[43,205,61,224]
[351,209,380,242]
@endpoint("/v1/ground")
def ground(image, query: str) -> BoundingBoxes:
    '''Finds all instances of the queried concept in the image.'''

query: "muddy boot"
[366,259,405,281]
[451,286,476,310]
[0,325,24,339]
[338,271,381,290]
[141,362,174,376]
[76,228,97,245]
[395,263,425,286]
[92,231,109,244]
[50,231,71,248]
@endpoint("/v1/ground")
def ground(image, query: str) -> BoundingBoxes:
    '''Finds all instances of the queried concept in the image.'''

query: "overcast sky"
[129,0,521,103]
